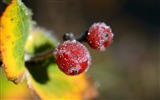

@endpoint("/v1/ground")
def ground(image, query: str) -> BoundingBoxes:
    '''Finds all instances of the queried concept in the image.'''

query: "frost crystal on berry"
[87,22,114,51]
[54,40,91,75]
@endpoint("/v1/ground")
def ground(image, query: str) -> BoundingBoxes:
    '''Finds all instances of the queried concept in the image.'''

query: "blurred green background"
[0,0,159,99]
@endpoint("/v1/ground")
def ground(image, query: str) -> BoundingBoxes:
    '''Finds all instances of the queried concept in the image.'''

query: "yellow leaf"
[26,60,97,99]
[0,0,31,84]
[0,68,32,99]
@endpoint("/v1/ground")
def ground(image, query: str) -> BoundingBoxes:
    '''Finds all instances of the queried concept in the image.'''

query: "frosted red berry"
[54,40,91,76]
[86,22,114,51]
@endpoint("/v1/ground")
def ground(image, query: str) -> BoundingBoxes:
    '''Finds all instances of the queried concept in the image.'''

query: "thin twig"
[63,30,88,42]
[25,48,55,62]
[75,30,88,42]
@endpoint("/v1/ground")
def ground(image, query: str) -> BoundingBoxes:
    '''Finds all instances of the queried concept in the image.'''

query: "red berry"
[86,22,114,51]
[54,40,91,76]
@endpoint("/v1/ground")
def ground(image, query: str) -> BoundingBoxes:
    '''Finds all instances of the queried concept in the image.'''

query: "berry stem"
[25,48,55,62]
[63,30,88,42]
[63,33,75,41]
[75,30,88,42]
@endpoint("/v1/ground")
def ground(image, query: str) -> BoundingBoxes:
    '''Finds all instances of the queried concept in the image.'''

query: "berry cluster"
[54,22,114,75]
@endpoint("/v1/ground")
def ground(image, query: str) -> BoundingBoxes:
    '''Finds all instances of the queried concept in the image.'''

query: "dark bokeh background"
[0,0,159,99]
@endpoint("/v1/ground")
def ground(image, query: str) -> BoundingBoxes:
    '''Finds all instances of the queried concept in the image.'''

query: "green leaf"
[25,27,97,99]
[25,27,58,55]
[0,0,31,84]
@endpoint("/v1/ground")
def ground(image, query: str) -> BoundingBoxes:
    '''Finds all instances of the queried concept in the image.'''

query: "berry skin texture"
[86,22,114,51]
[54,40,91,76]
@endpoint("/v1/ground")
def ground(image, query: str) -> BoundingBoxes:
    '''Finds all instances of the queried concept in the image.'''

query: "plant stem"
[25,48,55,62]
[75,30,88,42]
[0,49,55,65]
[63,30,88,42]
